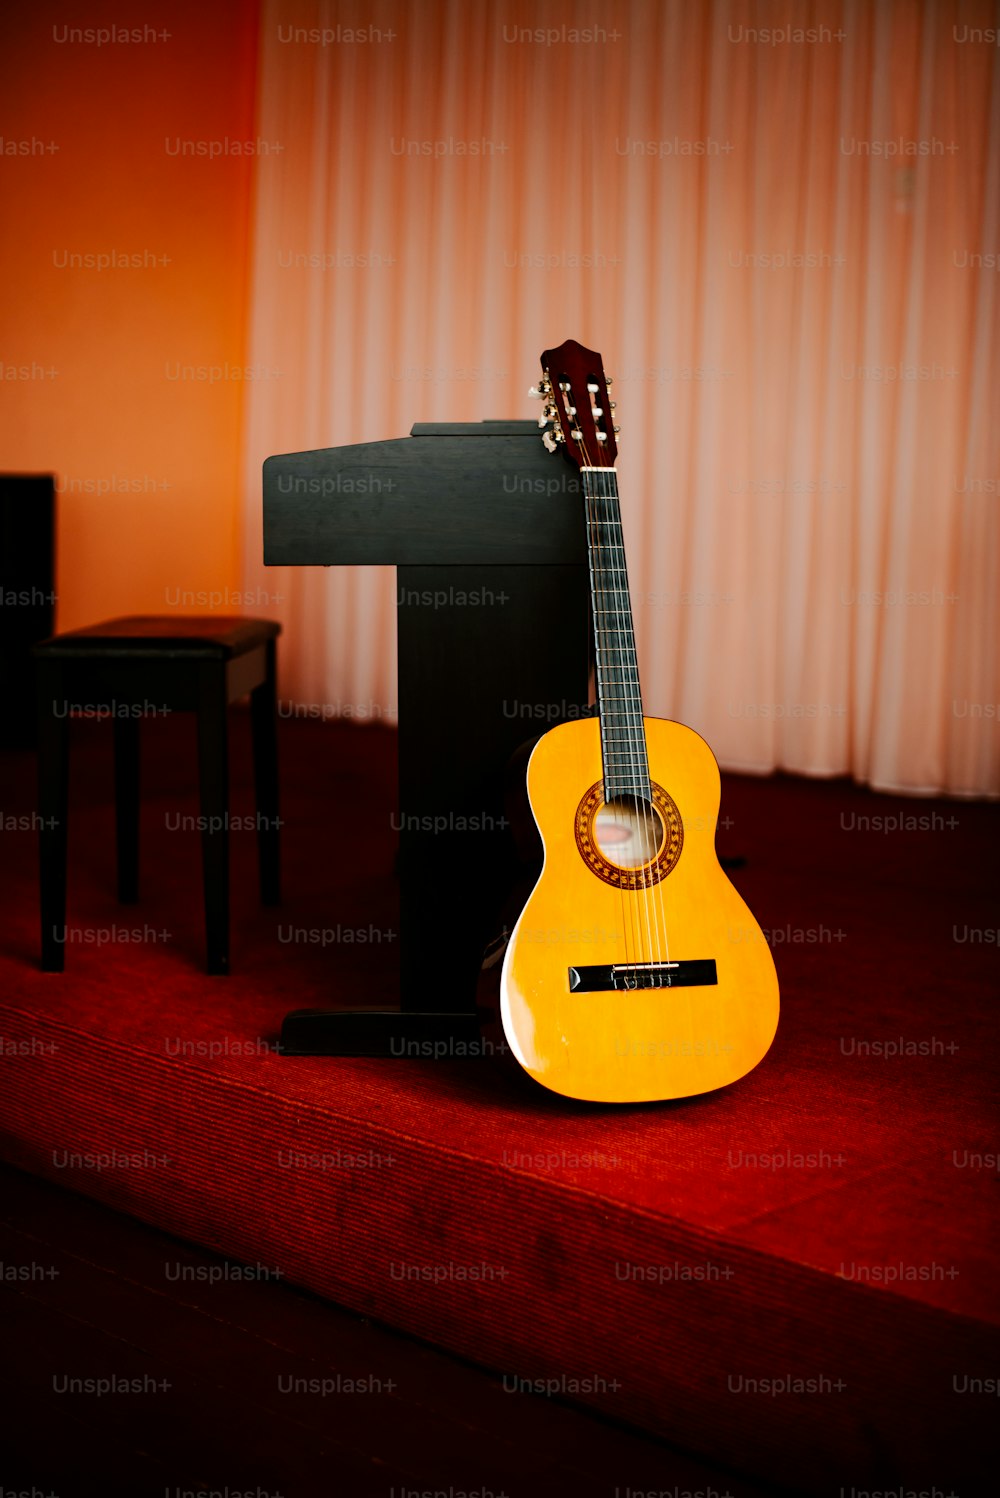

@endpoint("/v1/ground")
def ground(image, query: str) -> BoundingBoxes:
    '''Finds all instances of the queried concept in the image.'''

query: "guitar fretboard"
[582,468,651,802]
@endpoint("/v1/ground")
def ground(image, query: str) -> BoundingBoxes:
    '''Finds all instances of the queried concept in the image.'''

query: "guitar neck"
[582,467,651,803]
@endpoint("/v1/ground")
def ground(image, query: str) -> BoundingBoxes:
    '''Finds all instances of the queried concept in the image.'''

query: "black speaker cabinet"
[0,474,56,748]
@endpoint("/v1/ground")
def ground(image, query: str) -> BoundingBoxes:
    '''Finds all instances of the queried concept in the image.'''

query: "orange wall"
[0,1,259,629]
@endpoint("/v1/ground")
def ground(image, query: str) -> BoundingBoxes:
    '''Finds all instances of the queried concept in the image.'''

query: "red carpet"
[0,711,996,1492]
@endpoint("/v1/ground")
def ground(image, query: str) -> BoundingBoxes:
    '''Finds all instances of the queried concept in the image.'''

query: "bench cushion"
[35,616,281,659]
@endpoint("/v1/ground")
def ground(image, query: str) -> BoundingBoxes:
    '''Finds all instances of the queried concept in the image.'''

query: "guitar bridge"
[567,959,718,993]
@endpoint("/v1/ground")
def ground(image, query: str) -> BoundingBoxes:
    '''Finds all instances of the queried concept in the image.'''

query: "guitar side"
[499,717,780,1103]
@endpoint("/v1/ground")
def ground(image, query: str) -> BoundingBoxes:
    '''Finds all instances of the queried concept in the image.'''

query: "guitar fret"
[583,466,650,793]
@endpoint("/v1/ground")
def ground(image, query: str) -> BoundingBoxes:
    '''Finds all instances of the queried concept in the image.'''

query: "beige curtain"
[240,0,999,795]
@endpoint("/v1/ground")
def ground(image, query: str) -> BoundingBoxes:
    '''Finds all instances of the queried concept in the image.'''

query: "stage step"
[0,720,995,1493]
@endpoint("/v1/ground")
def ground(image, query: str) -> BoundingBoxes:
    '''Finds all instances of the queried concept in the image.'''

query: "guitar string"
[598,469,645,976]
[598,462,670,977]
[612,458,674,978]
[574,394,637,977]
[589,466,646,971]
[581,423,665,979]
[564,365,675,987]
[585,456,637,975]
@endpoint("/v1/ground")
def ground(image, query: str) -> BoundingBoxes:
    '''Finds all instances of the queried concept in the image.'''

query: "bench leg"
[251,637,280,906]
[36,661,68,971]
[196,664,229,975]
[114,716,140,903]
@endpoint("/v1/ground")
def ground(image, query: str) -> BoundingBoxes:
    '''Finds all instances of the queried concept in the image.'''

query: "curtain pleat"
[240,0,999,794]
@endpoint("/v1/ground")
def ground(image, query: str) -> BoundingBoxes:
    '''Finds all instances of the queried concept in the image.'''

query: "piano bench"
[32,615,281,975]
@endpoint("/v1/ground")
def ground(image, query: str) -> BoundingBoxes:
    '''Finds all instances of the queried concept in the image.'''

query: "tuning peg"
[613,424,621,434]
[605,375,614,386]
[528,385,545,400]
[541,431,558,453]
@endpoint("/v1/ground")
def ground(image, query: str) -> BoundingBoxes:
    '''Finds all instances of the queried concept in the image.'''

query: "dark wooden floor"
[0,1163,784,1498]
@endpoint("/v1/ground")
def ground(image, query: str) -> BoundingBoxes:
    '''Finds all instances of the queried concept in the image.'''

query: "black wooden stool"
[34,616,281,975]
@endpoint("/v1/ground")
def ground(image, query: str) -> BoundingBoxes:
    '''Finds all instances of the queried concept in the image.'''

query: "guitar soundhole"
[575,780,684,890]
[593,797,664,869]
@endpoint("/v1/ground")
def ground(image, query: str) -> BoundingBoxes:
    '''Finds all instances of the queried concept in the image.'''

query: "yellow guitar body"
[500,716,780,1103]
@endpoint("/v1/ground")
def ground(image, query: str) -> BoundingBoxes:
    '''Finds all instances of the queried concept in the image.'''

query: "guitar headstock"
[530,339,619,468]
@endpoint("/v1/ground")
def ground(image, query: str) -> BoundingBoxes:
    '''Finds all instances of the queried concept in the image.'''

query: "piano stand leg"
[279,1008,484,1058]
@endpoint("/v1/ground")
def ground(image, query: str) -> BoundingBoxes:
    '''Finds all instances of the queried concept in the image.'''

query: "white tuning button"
[528,385,544,400]
[542,431,558,452]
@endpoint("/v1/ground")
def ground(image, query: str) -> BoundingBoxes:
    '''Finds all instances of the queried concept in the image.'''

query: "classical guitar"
[493,339,779,1103]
